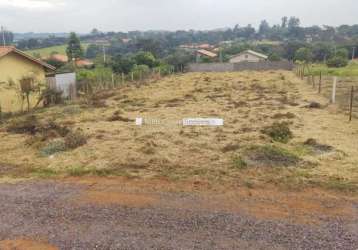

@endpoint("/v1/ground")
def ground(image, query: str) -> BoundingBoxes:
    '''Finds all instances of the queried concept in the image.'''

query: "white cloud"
[0,0,64,9]
[0,0,357,32]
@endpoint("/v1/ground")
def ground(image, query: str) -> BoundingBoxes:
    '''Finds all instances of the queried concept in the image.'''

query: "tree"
[336,48,349,59]
[111,55,135,74]
[164,49,194,69]
[327,56,348,68]
[312,43,333,62]
[268,53,281,61]
[281,17,288,29]
[294,48,313,62]
[1,29,14,45]
[258,20,271,38]
[288,17,303,39]
[86,44,101,59]
[66,32,83,61]
[133,51,158,68]
[288,17,300,30]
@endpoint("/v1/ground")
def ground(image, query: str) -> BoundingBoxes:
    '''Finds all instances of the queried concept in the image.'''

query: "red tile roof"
[75,59,94,67]
[0,46,55,71]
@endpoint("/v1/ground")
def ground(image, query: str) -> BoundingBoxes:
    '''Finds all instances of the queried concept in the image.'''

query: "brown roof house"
[0,46,56,112]
[0,46,55,85]
[196,49,218,62]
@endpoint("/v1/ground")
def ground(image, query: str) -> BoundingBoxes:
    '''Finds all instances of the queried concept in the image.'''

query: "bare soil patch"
[78,190,158,207]
[0,239,58,250]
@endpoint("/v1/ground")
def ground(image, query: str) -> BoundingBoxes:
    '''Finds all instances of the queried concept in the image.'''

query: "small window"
[245,55,249,59]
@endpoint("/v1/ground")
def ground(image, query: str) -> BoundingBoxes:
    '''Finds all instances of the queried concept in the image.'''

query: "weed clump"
[243,145,300,167]
[40,139,66,156]
[107,111,133,122]
[272,112,296,120]
[262,122,293,143]
[64,129,87,150]
[222,143,241,153]
[304,138,334,154]
[6,115,39,135]
[232,155,248,169]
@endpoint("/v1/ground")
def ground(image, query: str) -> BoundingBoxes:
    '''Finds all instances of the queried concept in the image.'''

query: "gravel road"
[0,180,357,250]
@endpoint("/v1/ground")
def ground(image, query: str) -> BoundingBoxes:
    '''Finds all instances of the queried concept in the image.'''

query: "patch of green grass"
[66,166,92,177]
[30,168,58,178]
[308,62,358,77]
[25,43,89,58]
[232,155,248,169]
[40,139,67,156]
[318,177,358,193]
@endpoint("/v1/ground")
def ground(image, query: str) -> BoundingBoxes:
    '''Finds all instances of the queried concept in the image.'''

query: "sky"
[0,0,357,33]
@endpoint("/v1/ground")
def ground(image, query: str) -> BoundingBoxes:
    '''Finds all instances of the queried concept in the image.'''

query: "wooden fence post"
[121,73,125,84]
[318,71,322,93]
[312,75,315,88]
[349,86,354,122]
[301,66,304,80]
[332,77,337,104]
[111,73,115,88]
[131,72,134,81]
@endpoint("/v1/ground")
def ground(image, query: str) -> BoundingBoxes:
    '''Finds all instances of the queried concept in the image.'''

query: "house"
[75,59,94,68]
[196,49,217,58]
[229,50,268,63]
[196,49,218,62]
[0,46,55,85]
[48,54,69,63]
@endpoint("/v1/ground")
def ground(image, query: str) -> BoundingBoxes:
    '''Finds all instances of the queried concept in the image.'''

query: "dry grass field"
[1,71,358,249]
[0,71,358,192]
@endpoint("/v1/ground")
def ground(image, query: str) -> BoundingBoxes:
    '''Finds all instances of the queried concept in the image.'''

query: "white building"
[229,50,268,63]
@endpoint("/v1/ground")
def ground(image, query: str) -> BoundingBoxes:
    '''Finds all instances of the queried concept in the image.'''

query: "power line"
[1,26,6,47]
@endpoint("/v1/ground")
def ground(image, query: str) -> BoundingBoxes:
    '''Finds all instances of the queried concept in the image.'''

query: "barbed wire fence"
[76,65,178,99]
[295,65,357,122]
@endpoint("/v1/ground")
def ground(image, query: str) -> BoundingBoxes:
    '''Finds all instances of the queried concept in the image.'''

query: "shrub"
[327,56,348,68]
[243,145,300,167]
[6,115,39,135]
[262,122,293,143]
[64,129,87,149]
[268,53,281,62]
[40,139,66,156]
[131,64,151,80]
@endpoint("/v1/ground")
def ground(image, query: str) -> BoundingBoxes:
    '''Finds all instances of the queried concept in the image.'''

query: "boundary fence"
[188,61,294,72]
[295,65,358,121]
[75,66,178,100]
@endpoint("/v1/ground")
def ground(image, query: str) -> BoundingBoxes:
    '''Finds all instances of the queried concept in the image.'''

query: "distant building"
[48,54,69,63]
[197,49,217,58]
[0,46,55,85]
[229,50,268,63]
[180,43,215,51]
[75,59,94,68]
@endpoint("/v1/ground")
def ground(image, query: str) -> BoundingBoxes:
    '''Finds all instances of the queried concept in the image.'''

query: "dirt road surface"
[0,178,357,250]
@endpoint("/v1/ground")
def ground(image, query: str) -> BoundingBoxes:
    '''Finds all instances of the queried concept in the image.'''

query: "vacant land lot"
[0,71,358,249]
[1,71,357,191]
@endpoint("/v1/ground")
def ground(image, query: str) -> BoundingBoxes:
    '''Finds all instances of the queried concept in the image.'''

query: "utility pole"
[1,26,6,47]
[352,47,356,61]
[103,45,106,64]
